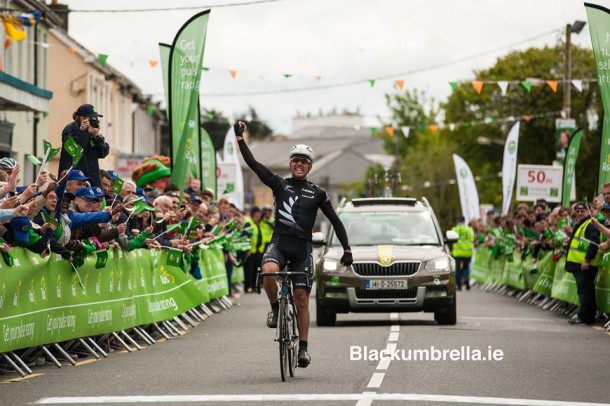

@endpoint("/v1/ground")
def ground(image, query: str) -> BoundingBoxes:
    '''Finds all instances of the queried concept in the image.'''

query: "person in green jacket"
[452,216,475,290]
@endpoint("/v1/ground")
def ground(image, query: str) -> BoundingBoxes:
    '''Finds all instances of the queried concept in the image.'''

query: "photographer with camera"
[58,104,110,188]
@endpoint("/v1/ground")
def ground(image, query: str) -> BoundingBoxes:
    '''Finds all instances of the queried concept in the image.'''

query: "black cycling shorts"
[262,234,314,291]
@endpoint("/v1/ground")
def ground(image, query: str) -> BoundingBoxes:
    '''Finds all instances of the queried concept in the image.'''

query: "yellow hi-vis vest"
[245,217,265,254]
[259,218,274,248]
[452,224,474,258]
[567,219,602,266]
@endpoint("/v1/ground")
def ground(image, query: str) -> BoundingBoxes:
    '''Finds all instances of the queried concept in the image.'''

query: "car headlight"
[424,258,450,272]
[322,260,349,273]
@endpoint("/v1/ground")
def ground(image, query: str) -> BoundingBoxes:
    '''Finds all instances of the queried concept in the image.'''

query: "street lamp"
[564,20,587,118]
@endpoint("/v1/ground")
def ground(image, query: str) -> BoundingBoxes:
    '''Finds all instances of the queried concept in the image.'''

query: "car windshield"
[330,211,440,246]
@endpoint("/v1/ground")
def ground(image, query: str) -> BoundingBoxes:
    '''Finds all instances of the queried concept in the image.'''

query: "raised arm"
[234,122,275,186]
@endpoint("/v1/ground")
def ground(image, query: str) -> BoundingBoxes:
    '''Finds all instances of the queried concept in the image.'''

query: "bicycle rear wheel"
[278,298,288,382]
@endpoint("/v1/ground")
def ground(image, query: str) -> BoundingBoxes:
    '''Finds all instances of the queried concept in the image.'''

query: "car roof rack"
[351,197,418,207]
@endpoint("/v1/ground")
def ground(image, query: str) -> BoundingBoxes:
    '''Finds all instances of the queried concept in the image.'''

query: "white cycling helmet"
[289,144,315,163]
[0,157,18,171]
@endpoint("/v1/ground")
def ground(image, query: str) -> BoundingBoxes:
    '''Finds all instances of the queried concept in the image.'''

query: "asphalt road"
[1,287,609,406]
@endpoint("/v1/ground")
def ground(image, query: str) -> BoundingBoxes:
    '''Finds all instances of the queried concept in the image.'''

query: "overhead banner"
[501,122,520,215]
[200,127,217,197]
[168,10,210,190]
[222,126,244,210]
[561,129,583,207]
[452,154,480,223]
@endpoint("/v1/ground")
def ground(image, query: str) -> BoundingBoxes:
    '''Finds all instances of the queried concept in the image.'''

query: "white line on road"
[376,343,397,370]
[390,312,398,320]
[354,391,376,406]
[388,332,399,342]
[391,325,400,332]
[367,372,385,388]
[34,393,610,405]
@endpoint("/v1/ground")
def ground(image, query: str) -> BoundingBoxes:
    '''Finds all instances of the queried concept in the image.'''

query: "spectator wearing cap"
[189,194,202,214]
[66,170,90,194]
[58,104,110,188]
[565,202,601,325]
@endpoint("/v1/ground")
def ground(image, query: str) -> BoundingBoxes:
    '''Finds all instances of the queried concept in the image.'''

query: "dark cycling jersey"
[237,139,350,249]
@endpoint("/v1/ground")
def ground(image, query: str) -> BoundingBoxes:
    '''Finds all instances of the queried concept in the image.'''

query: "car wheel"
[434,295,456,325]
[316,300,336,327]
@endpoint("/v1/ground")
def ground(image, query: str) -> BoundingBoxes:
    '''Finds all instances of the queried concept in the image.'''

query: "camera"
[89,116,100,129]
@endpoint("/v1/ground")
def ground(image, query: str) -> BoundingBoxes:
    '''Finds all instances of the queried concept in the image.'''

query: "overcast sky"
[61,0,597,134]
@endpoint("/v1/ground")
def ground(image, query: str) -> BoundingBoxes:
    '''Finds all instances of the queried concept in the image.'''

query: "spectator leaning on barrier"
[58,104,110,188]
[565,202,601,325]
[452,215,475,290]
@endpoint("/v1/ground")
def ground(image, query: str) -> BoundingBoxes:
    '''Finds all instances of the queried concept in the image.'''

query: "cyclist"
[234,121,352,368]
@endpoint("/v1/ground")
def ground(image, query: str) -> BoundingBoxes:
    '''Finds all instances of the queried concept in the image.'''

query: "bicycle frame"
[256,267,310,382]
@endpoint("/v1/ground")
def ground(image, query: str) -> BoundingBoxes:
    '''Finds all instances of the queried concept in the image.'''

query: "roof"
[243,133,393,186]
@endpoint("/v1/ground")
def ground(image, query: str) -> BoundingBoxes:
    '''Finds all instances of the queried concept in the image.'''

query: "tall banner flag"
[452,154,480,223]
[158,43,171,109]
[501,122,520,215]
[222,126,244,210]
[561,129,583,207]
[167,10,210,190]
[200,127,217,197]
[599,115,610,190]
[586,3,610,190]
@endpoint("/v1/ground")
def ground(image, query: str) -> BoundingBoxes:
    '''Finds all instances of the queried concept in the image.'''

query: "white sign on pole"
[516,164,575,203]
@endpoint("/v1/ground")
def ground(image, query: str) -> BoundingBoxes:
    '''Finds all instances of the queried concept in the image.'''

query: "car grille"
[352,262,420,276]
[355,288,418,299]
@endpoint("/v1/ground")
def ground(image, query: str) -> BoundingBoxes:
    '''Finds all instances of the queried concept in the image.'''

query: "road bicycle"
[255,266,310,382]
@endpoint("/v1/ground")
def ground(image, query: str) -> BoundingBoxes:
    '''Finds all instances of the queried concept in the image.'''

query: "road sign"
[516,164,575,203]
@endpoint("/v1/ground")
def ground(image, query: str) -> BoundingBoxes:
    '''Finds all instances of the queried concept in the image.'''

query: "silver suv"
[313,197,458,326]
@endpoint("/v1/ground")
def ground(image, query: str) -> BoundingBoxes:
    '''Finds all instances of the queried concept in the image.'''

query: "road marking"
[366,372,385,388]
[34,393,610,404]
[461,316,553,322]
[388,332,399,342]
[391,325,400,332]
[355,392,376,406]
[0,372,43,384]
[390,312,398,320]
[376,343,396,370]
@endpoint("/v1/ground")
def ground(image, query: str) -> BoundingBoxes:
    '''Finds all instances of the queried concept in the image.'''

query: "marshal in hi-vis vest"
[451,224,474,258]
[567,219,602,266]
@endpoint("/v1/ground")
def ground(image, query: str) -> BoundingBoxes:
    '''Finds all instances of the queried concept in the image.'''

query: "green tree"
[236,106,273,140]
[442,45,601,207]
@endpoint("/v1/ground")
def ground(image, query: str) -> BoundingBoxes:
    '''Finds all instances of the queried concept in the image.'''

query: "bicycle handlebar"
[259,271,310,277]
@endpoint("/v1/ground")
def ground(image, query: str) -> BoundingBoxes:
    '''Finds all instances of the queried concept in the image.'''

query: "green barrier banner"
[520,253,539,290]
[531,252,556,296]
[470,247,491,283]
[0,248,209,353]
[504,252,525,290]
[201,248,229,299]
[232,265,244,284]
[596,266,610,313]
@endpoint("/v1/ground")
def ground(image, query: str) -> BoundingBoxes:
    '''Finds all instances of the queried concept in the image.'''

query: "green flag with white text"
[168,11,210,190]
[200,127,216,197]
[561,129,583,207]
[586,4,610,191]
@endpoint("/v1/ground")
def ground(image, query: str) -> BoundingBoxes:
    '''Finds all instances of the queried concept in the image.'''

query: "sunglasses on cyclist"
[290,157,311,165]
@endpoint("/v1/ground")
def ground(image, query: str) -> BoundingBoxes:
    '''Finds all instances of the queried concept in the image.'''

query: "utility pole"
[563,23,572,119]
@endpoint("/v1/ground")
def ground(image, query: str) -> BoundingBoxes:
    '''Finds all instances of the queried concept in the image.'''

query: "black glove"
[340,251,353,266]
[234,122,245,137]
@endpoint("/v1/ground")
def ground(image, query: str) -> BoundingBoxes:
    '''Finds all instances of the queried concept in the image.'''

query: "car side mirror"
[445,230,459,243]
[312,231,326,246]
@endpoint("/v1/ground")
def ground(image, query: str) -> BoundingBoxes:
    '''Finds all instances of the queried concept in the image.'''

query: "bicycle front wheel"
[278,298,288,382]
[288,303,298,377]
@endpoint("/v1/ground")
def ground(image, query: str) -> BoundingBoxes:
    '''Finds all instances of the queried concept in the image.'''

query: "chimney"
[47,1,70,32]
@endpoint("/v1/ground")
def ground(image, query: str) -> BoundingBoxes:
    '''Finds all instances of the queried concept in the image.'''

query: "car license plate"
[365,279,407,290]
